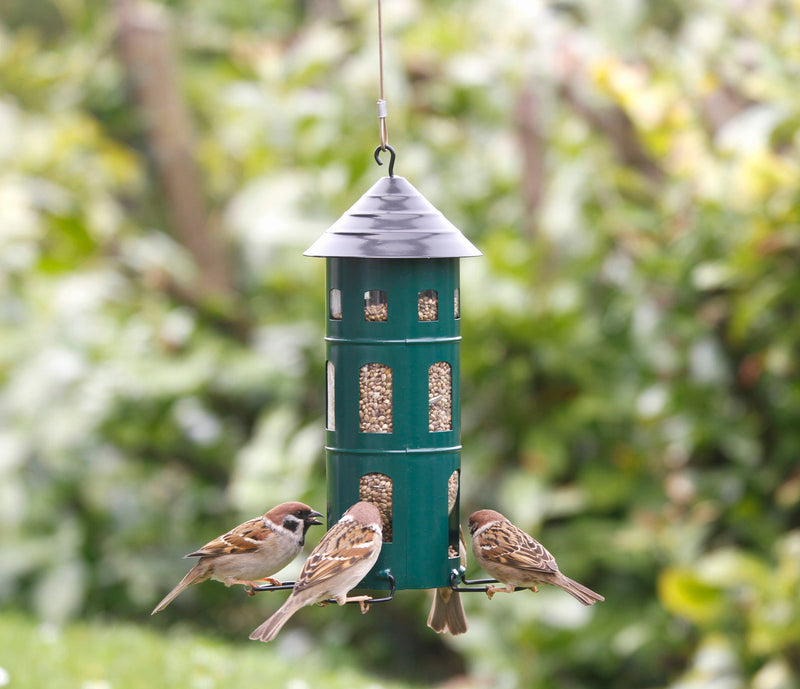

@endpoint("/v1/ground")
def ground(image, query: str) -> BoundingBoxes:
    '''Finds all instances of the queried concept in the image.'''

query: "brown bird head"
[468,509,508,536]
[343,501,382,528]
[266,502,323,541]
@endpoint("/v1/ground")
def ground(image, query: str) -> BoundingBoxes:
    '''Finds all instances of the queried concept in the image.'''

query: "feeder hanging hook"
[374,144,396,177]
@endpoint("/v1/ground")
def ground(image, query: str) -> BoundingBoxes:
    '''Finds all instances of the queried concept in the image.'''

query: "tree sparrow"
[468,509,604,606]
[152,501,322,614]
[249,501,383,642]
[427,470,468,635]
[427,527,468,635]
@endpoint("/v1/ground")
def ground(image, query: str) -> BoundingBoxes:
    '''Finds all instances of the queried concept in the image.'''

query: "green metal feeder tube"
[305,174,481,592]
[324,257,462,590]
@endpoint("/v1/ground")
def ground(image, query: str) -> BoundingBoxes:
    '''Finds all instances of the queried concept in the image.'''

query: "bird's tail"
[249,597,300,642]
[427,587,468,635]
[553,573,604,606]
[151,561,209,615]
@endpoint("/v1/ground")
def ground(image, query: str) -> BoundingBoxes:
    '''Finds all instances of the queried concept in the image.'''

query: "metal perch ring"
[250,571,397,607]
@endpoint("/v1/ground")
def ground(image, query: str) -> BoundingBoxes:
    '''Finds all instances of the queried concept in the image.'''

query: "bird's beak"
[306,510,324,526]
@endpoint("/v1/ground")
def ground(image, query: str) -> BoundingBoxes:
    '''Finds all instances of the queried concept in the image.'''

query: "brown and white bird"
[152,501,323,614]
[427,526,468,635]
[427,469,468,635]
[468,509,604,606]
[249,501,383,642]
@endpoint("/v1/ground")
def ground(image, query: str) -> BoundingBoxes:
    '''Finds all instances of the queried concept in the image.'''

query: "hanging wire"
[376,0,388,151]
[373,0,396,175]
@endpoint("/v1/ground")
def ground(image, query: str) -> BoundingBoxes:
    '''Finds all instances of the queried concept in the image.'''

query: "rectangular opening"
[448,469,460,559]
[364,290,388,322]
[326,361,335,430]
[329,289,342,320]
[418,289,438,321]
[359,363,392,433]
[360,473,393,542]
[428,361,452,432]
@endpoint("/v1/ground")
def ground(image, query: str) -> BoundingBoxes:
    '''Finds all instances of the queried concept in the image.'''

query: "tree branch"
[558,82,665,183]
[114,0,234,299]
[514,83,546,238]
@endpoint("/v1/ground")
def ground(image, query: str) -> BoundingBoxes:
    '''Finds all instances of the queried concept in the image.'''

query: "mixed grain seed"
[365,302,388,321]
[428,361,452,431]
[418,291,438,321]
[447,470,459,514]
[359,363,393,433]
[360,473,393,542]
[447,470,459,558]
[364,291,388,321]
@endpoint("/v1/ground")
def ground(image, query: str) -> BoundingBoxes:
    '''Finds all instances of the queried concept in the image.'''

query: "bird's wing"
[293,519,378,593]
[186,517,277,558]
[480,522,559,573]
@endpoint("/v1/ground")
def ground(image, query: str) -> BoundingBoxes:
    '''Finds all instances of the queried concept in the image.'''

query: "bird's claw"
[342,595,373,613]
[486,583,517,599]
[244,577,282,595]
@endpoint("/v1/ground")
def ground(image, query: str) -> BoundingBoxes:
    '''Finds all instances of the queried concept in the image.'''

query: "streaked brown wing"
[187,517,276,557]
[293,520,377,593]
[481,522,559,574]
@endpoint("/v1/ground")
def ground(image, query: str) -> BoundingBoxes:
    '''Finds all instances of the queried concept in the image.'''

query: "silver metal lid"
[304,175,482,259]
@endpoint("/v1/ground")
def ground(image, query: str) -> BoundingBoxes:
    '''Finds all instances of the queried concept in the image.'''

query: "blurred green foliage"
[0,612,421,689]
[1,0,800,687]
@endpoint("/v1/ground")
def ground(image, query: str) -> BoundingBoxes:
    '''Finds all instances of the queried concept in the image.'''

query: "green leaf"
[658,567,727,625]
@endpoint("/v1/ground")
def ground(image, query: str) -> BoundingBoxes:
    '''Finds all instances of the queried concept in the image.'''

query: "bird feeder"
[304,148,481,591]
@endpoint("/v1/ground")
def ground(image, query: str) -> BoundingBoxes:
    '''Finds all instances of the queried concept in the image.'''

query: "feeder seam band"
[324,445,462,454]
[324,336,462,345]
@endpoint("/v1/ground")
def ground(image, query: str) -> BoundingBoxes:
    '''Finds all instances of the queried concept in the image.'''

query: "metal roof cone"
[304,175,482,259]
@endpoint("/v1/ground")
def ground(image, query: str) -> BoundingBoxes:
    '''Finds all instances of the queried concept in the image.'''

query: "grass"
[0,612,420,689]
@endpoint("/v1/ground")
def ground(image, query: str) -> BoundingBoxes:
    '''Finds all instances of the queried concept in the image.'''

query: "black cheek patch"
[283,517,300,533]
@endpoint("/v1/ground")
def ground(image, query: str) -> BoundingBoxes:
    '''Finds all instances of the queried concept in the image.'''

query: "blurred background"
[1,0,799,687]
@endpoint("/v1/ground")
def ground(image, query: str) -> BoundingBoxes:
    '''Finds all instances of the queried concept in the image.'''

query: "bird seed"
[447,470,459,514]
[418,290,438,321]
[359,363,393,433]
[359,473,393,542]
[428,361,452,431]
[364,290,388,322]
